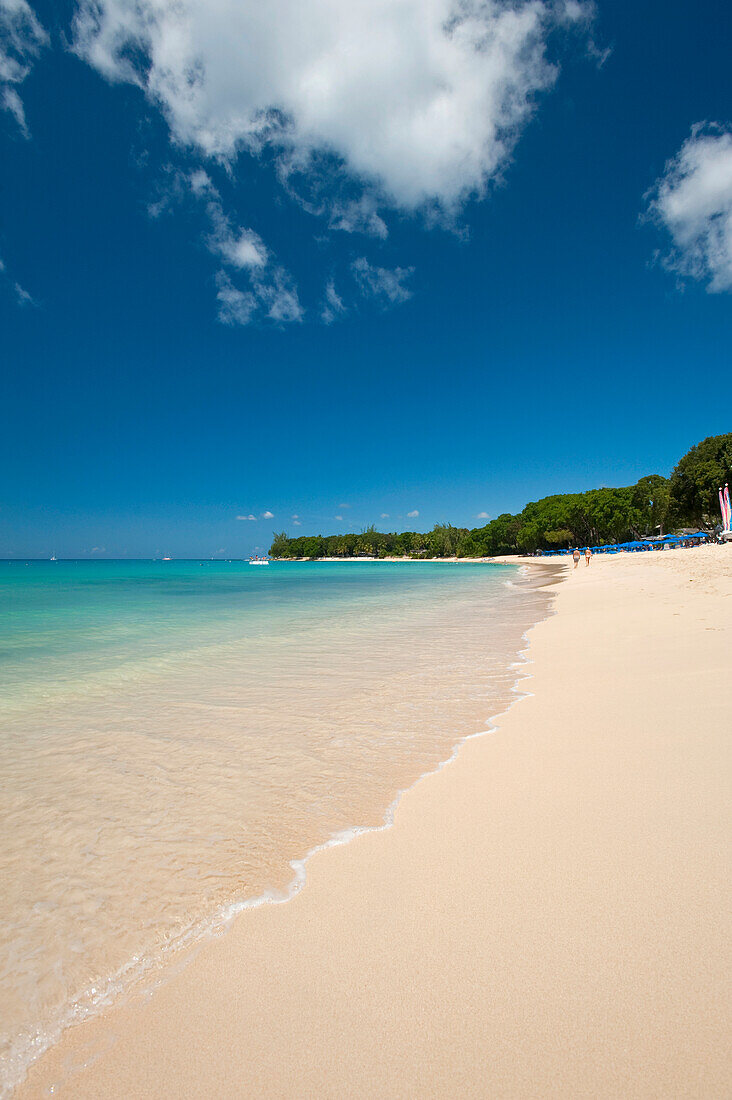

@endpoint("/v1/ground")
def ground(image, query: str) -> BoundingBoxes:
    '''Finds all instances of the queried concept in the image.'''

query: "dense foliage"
[270,434,730,558]
[668,433,732,528]
[269,524,470,560]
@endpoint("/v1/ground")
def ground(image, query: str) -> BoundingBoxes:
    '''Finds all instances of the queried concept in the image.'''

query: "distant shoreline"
[272,555,499,563]
[271,555,534,563]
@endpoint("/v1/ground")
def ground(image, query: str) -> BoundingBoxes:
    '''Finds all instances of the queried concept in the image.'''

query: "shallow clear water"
[0,559,553,1096]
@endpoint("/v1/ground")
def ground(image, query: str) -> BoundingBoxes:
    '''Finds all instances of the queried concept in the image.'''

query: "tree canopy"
[668,433,732,528]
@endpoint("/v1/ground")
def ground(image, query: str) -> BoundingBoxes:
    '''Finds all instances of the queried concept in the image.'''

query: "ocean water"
[0,559,554,1095]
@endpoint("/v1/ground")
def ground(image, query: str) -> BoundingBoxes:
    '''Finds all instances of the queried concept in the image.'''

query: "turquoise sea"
[0,560,553,1096]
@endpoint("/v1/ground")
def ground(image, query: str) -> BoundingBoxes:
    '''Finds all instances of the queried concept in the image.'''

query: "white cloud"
[380,513,390,519]
[209,219,268,271]
[335,515,343,521]
[72,0,589,217]
[188,168,213,197]
[215,264,302,325]
[156,169,302,324]
[13,280,33,304]
[216,272,256,326]
[352,257,413,305]
[291,514,299,519]
[192,173,268,270]
[0,0,48,138]
[646,123,732,293]
[262,510,274,519]
[2,86,25,131]
[476,511,491,519]
[338,502,351,509]
[0,252,35,306]
[321,279,346,324]
[328,196,388,239]
[293,519,302,526]
[256,267,303,322]
[237,514,257,521]
[407,509,419,518]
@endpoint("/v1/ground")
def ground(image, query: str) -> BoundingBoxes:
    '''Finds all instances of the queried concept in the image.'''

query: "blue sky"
[1,0,730,558]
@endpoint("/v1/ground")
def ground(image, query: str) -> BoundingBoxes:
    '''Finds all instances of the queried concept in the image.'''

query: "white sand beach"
[18,544,732,1098]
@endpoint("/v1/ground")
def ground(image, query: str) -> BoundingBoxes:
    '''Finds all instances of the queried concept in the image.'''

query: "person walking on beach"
[572,548,581,568]
[585,546,593,566]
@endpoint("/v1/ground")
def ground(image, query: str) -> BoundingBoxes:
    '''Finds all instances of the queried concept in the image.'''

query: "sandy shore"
[18,545,731,1098]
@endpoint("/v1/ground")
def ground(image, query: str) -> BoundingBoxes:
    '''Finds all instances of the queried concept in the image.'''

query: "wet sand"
[18,545,732,1098]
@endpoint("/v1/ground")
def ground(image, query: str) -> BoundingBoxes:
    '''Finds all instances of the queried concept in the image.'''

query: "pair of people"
[572,547,592,567]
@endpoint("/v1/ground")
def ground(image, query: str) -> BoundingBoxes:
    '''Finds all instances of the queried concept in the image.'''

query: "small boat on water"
[249,556,269,566]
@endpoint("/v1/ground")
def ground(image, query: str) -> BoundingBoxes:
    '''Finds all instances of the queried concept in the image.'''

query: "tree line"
[270,433,731,559]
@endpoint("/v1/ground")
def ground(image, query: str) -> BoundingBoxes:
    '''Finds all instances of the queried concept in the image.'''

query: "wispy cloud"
[292,519,301,526]
[262,510,274,519]
[352,257,414,306]
[217,273,256,326]
[157,170,303,325]
[321,279,346,324]
[237,514,257,521]
[208,215,268,271]
[0,255,35,307]
[407,509,419,518]
[380,513,390,519]
[255,269,303,323]
[335,515,343,521]
[0,0,48,139]
[645,123,732,293]
[476,511,491,519]
[13,280,34,305]
[215,264,302,326]
[328,196,388,239]
[187,170,268,270]
[2,86,26,133]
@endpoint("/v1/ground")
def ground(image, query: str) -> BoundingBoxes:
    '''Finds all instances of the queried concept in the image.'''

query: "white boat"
[249,557,269,566]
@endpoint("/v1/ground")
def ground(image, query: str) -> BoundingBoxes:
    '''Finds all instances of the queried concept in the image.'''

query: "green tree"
[544,528,573,547]
[269,531,291,558]
[429,523,463,556]
[669,433,732,528]
[632,474,670,536]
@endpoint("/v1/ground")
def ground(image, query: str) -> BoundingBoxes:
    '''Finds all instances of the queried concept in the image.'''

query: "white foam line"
[7,564,563,1099]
